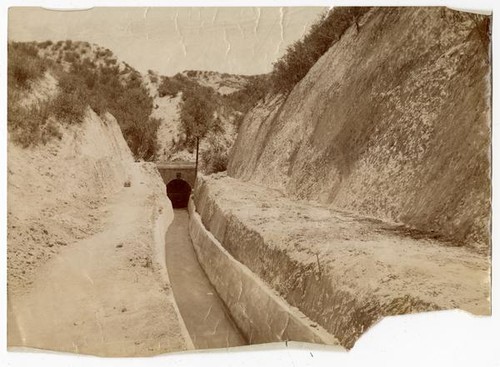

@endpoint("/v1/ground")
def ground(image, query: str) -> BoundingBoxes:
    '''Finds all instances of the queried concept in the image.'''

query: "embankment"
[228,7,491,252]
[8,108,192,355]
[8,109,133,292]
[192,174,490,349]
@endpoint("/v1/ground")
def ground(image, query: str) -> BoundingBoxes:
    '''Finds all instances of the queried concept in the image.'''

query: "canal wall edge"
[188,198,343,348]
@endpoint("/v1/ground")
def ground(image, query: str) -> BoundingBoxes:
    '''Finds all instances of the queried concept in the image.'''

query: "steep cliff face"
[228,7,490,252]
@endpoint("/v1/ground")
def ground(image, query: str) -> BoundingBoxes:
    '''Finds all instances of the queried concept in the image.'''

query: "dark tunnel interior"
[166,179,192,208]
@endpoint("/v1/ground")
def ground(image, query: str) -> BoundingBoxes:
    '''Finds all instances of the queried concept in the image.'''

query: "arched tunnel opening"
[167,179,192,208]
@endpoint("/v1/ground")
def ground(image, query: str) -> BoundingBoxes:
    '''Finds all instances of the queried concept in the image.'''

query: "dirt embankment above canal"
[193,173,490,349]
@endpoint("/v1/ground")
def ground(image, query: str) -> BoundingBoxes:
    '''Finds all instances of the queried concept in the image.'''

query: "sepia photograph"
[3,2,496,364]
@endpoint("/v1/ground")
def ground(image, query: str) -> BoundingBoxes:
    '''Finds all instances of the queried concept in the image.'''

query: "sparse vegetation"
[8,42,48,89]
[8,41,159,160]
[38,40,53,49]
[64,51,80,63]
[270,7,371,93]
[223,74,270,118]
[158,75,184,98]
[201,141,228,174]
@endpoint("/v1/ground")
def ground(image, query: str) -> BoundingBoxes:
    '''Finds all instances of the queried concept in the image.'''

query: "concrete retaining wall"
[188,198,343,348]
[152,191,195,351]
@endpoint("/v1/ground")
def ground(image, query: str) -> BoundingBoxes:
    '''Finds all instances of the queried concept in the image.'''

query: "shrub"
[8,42,47,89]
[7,99,61,147]
[223,74,270,114]
[158,76,183,97]
[9,42,158,158]
[97,48,113,58]
[38,40,53,49]
[201,143,228,174]
[270,7,371,93]
[64,51,80,63]
[50,89,88,124]
[124,117,161,160]
[105,58,117,66]
[63,39,73,50]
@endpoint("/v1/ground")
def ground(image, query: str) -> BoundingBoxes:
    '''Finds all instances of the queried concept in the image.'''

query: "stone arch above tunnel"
[157,161,196,208]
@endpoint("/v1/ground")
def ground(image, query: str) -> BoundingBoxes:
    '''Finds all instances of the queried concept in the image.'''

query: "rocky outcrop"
[228,7,491,252]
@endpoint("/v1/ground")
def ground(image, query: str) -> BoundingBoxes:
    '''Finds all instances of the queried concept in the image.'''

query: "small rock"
[121,307,127,313]
[116,244,123,248]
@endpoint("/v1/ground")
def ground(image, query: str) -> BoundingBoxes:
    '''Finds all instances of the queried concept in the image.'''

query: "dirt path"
[165,209,247,349]
[7,164,191,356]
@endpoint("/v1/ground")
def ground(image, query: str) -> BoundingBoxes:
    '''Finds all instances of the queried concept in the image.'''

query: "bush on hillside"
[8,98,62,147]
[64,51,80,63]
[270,7,371,93]
[158,76,183,97]
[63,40,74,51]
[201,143,228,174]
[223,74,270,113]
[38,40,53,49]
[8,43,159,160]
[8,42,48,89]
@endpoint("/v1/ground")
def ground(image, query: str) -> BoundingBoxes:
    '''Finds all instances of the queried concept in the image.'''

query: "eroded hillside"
[229,7,491,253]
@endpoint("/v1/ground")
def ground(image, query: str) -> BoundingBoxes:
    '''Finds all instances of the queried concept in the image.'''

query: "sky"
[8,7,326,76]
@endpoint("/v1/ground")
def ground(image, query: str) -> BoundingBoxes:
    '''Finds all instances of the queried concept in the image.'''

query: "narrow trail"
[165,209,247,349]
[7,164,189,356]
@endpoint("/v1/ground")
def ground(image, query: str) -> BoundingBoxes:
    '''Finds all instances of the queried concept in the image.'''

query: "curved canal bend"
[165,209,247,349]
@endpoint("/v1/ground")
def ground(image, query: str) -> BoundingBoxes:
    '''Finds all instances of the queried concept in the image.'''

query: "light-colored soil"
[7,108,192,356]
[7,111,132,294]
[8,163,191,356]
[194,173,491,348]
[228,8,491,252]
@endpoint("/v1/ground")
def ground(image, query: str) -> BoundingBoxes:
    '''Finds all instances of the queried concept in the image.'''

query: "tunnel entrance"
[167,179,192,208]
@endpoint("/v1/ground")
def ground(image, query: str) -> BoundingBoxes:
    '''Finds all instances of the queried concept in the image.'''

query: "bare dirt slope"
[7,108,192,356]
[180,70,251,95]
[194,174,490,348]
[8,109,132,293]
[228,8,491,252]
